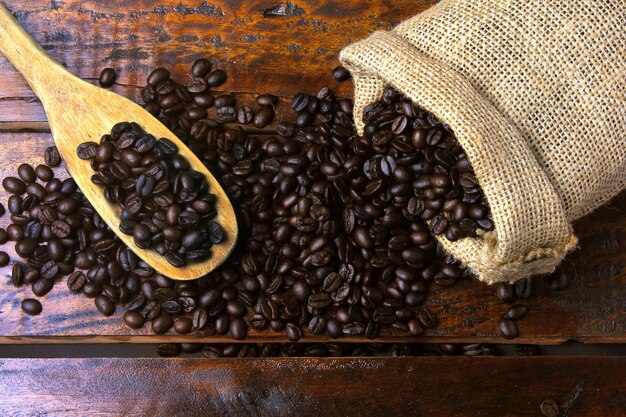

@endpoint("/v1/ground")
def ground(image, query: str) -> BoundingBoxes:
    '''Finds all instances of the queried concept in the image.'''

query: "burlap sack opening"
[340,0,626,284]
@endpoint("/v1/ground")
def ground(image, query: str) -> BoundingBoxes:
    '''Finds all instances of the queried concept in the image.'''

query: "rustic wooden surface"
[0,0,623,345]
[0,133,624,344]
[0,0,436,129]
[0,357,623,416]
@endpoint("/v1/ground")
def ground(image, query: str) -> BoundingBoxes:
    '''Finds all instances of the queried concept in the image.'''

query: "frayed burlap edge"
[340,31,578,284]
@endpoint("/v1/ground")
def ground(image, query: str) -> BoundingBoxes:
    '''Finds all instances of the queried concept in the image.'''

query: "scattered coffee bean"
[0,251,9,266]
[99,67,117,87]
[331,65,350,82]
[498,318,518,339]
[21,298,42,315]
[504,304,528,321]
[44,146,62,167]
[123,311,144,329]
[157,343,181,357]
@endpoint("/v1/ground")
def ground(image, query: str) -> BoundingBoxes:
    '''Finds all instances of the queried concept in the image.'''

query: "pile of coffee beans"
[77,122,226,267]
[1,58,546,344]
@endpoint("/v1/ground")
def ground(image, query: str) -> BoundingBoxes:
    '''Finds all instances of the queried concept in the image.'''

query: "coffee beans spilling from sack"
[1,59,544,343]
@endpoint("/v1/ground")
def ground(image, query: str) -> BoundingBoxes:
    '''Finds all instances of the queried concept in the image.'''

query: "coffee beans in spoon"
[77,121,226,268]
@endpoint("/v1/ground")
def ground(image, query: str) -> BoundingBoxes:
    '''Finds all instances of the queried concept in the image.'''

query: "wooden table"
[0,1,623,415]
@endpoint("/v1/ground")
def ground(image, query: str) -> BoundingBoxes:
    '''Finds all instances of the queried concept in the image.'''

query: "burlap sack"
[339,0,626,284]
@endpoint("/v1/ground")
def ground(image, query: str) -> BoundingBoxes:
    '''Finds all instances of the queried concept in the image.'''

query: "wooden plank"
[0,132,624,344]
[0,357,624,416]
[0,0,437,127]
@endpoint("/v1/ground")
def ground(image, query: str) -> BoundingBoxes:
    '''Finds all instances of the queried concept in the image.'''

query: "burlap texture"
[340,0,626,284]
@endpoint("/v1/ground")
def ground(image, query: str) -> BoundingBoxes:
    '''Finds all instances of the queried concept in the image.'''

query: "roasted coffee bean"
[417,307,438,328]
[148,68,170,86]
[0,251,9,266]
[157,343,181,357]
[332,65,350,82]
[504,304,528,321]
[34,164,54,181]
[285,323,302,341]
[95,295,116,316]
[32,278,53,297]
[498,318,518,339]
[206,69,226,87]
[21,298,42,315]
[253,106,273,128]
[152,313,174,334]
[67,271,87,292]
[44,146,62,167]
[256,94,278,106]
[496,283,515,303]
[3,177,26,194]
[17,164,36,183]
[99,67,117,87]
[237,106,254,124]
[230,317,247,340]
[123,311,145,329]
[191,58,212,77]
[11,263,24,287]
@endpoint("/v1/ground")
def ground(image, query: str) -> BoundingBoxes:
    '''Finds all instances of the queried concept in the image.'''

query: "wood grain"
[0,3,238,280]
[0,132,624,344]
[0,357,624,416]
[0,0,438,129]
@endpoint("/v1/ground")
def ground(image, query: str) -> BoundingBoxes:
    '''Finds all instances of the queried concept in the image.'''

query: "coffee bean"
[32,278,53,297]
[230,317,247,340]
[148,68,170,86]
[34,164,54,181]
[504,304,528,321]
[17,164,36,183]
[99,67,117,87]
[285,323,302,341]
[3,177,26,194]
[44,146,62,167]
[152,313,174,334]
[498,318,518,339]
[95,295,115,316]
[157,343,181,357]
[40,260,59,280]
[11,263,24,287]
[67,271,86,292]
[0,251,9,266]
[51,220,71,238]
[496,283,515,303]
[206,69,226,87]
[124,311,145,329]
[191,58,212,77]
[21,298,42,315]
[332,65,350,82]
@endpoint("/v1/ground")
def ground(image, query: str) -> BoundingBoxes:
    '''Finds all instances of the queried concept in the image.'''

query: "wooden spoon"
[0,4,237,280]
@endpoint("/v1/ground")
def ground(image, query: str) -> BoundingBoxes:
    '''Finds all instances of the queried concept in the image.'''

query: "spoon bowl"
[0,3,237,280]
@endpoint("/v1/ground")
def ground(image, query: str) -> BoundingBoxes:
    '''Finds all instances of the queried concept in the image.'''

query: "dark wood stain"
[0,357,623,416]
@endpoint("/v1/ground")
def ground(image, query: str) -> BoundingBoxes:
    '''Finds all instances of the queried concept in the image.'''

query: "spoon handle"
[0,3,66,100]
